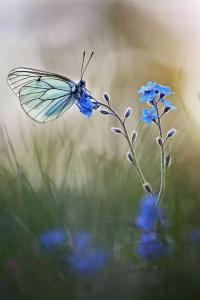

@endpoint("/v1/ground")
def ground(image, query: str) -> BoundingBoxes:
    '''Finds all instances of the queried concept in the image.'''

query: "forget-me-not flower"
[141,108,157,124]
[138,82,173,103]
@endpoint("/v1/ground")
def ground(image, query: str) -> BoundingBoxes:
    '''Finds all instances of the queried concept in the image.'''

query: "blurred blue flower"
[76,92,95,117]
[138,82,173,103]
[141,108,157,124]
[191,229,200,242]
[39,229,67,250]
[137,232,172,259]
[68,232,107,276]
[135,196,164,231]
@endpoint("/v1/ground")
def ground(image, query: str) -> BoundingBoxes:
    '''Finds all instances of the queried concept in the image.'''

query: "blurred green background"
[1,0,200,299]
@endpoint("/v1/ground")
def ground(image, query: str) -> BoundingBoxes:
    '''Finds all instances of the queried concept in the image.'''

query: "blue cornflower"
[137,232,172,259]
[138,82,173,103]
[68,232,107,276]
[39,229,67,250]
[135,196,165,231]
[141,108,157,124]
[76,92,95,117]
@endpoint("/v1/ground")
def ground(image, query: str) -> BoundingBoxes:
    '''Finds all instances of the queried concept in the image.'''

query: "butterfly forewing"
[7,68,77,123]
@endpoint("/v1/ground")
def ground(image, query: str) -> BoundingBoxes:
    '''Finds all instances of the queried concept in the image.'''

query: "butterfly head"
[79,79,86,88]
[74,80,86,96]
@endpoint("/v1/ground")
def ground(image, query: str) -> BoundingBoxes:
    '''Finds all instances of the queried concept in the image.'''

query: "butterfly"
[7,52,97,123]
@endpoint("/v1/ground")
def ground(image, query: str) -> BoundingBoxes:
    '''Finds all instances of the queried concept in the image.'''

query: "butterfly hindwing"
[7,68,77,123]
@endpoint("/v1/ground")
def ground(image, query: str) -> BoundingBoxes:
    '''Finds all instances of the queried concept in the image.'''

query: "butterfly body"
[7,68,95,122]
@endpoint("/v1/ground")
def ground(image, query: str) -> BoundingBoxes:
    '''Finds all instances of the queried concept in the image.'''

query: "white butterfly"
[7,52,96,123]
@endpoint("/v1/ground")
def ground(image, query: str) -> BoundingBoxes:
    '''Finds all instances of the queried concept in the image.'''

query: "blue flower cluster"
[135,196,172,259]
[68,232,107,276]
[138,82,176,125]
[39,229,107,276]
[137,232,172,259]
[76,91,97,117]
[135,196,164,231]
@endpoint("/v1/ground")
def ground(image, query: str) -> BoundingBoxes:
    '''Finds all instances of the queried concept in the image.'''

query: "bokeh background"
[1,0,200,299]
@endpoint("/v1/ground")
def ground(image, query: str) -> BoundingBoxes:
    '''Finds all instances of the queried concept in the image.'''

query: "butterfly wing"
[7,67,77,123]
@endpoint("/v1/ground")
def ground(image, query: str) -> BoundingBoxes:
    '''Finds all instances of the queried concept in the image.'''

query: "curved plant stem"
[97,100,153,198]
[154,104,165,204]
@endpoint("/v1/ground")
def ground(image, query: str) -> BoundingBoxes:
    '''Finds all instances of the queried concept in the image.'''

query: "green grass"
[1,120,200,300]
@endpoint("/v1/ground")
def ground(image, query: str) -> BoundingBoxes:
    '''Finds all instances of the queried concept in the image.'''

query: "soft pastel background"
[1,0,200,299]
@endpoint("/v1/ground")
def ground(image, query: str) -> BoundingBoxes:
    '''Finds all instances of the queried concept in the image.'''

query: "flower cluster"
[39,229,107,276]
[135,196,172,259]
[68,232,107,276]
[138,82,176,125]
[135,196,164,231]
[137,232,172,259]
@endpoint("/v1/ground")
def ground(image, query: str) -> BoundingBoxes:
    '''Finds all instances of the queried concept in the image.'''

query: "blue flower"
[135,196,167,231]
[153,83,173,97]
[160,99,177,110]
[39,229,67,250]
[137,232,172,259]
[141,108,157,124]
[76,92,95,117]
[138,82,158,103]
[68,232,107,276]
[138,82,173,103]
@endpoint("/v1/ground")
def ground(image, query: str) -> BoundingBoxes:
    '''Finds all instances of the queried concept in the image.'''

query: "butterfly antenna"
[80,51,86,80]
[81,51,94,78]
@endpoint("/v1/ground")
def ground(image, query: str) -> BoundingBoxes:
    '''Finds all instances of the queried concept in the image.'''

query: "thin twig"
[97,100,154,198]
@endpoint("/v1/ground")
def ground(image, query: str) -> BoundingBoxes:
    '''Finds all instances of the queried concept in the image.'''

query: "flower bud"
[126,152,134,164]
[100,110,111,115]
[124,107,132,119]
[111,127,123,134]
[167,128,177,138]
[103,93,110,103]
[143,182,153,194]
[163,107,171,114]
[131,130,137,144]
[156,137,163,146]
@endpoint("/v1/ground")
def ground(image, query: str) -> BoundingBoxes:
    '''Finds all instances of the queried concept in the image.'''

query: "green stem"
[154,104,165,204]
